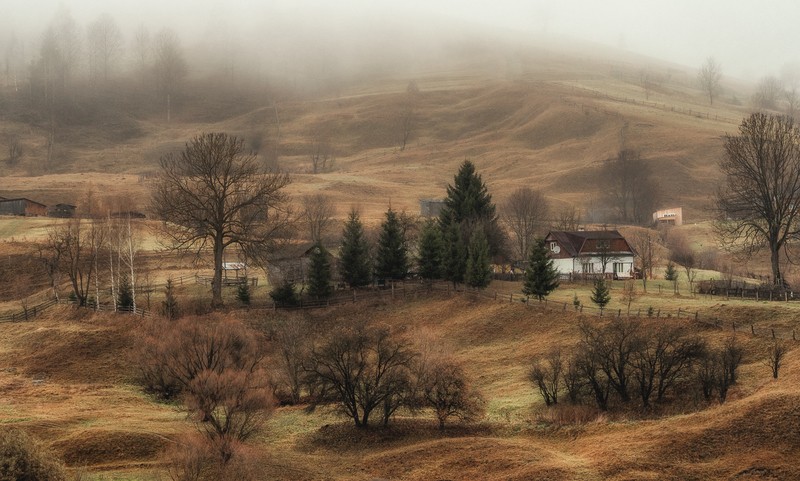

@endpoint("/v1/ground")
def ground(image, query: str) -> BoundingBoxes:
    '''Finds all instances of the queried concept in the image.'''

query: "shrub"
[0,428,67,481]
[269,279,299,307]
[236,281,251,306]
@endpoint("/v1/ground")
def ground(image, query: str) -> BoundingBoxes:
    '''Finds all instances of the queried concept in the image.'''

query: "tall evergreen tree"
[465,229,492,288]
[161,278,179,320]
[522,238,560,300]
[417,219,444,280]
[591,278,611,310]
[439,159,505,259]
[308,243,334,299]
[339,209,372,288]
[441,216,466,287]
[117,273,134,310]
[375,207,409,281]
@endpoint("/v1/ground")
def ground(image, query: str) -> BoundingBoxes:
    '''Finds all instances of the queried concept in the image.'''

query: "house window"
[613,262,625,274]
[581,261,594,273]
[550,242,557,252]
[597,240,610,250]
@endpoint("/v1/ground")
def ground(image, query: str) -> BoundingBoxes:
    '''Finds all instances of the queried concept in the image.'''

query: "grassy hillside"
[0,293,797,480]
[0,43,758,224]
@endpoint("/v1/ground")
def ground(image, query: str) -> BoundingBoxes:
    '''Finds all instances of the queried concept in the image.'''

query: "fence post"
[751,324,755,334]
[637,308,640,317]
[617,309,621,318]
[695,312,698,321]
[563,302,567,311]
[580,305,583,313]
[510,293,513,303]
[794,330,796,341]
[678,308,681,317]
[657,309,660,319]
[756,290,759,301]
[772,328,775,339]
[733,322,736,332]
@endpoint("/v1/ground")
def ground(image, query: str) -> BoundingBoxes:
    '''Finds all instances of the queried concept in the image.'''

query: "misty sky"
[2,0,798,81]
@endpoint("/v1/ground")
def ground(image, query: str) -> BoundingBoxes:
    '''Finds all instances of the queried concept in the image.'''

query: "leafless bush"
[266,316,311,405]
[529,350,563,406]
[418,356,485,430]
[765,341,788,379]
[6,135,23,165]
[305,320,415,428]
[134,316,273,463]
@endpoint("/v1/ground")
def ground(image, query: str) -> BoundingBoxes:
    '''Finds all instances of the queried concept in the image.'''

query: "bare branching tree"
[529,350,563,406]
[502,187,549,262]
[300,193,336,245]
[698,56,722,105]
[86,13,123,85]
[399,80,420,151]
[151,132,292,307]
[6,135,22,165]
[553,205,581,231]
[305,321,415,428]
[668,231,697,295]
[752,75,783,111]
[715,113,800,287]
[629,228,659,291]
[153,28,187,119]
[602,149,659,225]
[308,128,334,174]
[46,219,106,307]
[765,341,787,379]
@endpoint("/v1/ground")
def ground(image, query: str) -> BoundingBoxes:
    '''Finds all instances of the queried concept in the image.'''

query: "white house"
[543,230,636,279]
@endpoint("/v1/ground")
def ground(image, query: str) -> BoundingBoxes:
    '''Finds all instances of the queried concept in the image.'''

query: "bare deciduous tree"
[135,316,273,464]
[306,126,334,174]
[698,56,722,105]
[752,75,783,111]
[668,231,697,295]
[305,321,415,428]
[151,132,292,308]
[86,13,123,85]
[6,135,22,165]
[765,341,787,379]
[300,193,336,245]
[602,149,659,225]
[553,205,581,231]
[502,187,549,262]
[153,28,187,119]
[399,80,420,151]
[715,113,800,287]
[529,350,563,407]
[628,228,659,291]
[418,356,484,430]
[46,219,106,307]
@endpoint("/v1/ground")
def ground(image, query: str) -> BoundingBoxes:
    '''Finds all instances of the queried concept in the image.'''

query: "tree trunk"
[771,247,783,287]
[212,235,224,308]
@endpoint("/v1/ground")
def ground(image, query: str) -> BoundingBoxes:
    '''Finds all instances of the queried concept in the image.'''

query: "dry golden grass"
[0,292,798,480]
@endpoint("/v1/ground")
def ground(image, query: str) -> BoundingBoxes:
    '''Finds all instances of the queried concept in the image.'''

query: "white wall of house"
[552,255,635,278]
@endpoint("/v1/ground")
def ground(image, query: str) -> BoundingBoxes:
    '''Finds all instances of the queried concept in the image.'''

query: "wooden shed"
[0,198,48,217]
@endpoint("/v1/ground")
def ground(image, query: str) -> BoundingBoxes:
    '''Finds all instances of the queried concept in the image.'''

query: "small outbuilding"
[48,203,77,218]
[0,198,48,217]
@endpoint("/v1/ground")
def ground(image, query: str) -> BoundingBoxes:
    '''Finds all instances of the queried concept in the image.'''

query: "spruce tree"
[236,280,251,305]
[161,278,179,320]
[465,229,492,288]
[375,207,409,282]
[439,159,504,258]
[440,216,466,287]
[339,209,372,288]
[117,273,134,311]
[417,219,443,280]
[308,244,334,299]
[591,278,611,310]
[523,238,560,300]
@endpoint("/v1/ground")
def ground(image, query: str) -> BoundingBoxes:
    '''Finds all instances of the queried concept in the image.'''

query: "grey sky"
[2,0,797,81]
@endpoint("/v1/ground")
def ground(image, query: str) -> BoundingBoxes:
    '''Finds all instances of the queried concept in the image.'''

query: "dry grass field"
[1,40,797,480]
[0,293,798,480]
